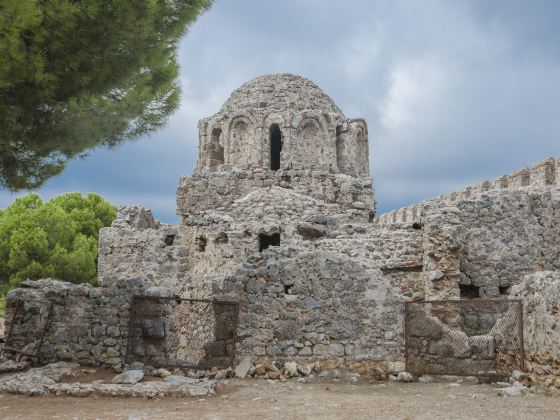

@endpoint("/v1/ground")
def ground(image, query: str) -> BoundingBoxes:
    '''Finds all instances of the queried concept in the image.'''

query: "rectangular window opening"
[164,234,175,246]
[259,233,280,252]
[459,283,481,299]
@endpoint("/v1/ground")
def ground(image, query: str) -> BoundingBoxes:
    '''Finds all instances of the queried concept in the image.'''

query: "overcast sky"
[2,0,560,222]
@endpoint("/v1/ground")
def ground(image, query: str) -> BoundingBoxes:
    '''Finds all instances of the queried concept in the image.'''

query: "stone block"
[327,343,345,357]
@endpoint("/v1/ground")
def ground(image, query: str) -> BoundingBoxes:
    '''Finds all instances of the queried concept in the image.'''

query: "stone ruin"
[3,74,560,391]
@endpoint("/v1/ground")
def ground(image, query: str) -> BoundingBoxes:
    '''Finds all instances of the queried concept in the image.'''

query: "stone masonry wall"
[416,188,560,298]
[454,188,560,296]
[212,225,424,373]
[176,169,375,216]
[5,278,146,370]
[101,189,377,300]
[97,206,187,290]
[513,271,560,392]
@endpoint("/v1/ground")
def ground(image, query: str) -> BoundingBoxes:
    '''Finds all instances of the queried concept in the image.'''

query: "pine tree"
[0,0,211,190]
[0,192,117,288]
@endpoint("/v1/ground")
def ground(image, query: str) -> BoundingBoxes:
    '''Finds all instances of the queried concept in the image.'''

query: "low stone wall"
[513,271,560,392]
[5,278,145,370]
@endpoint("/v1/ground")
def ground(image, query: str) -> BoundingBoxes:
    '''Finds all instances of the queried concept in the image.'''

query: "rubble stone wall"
[454,189,560,296]
[176,169,375,216]
[513,271,560,391]
[97,225,185,289]
[101,188,377,299]
[212,227,424,372]
[421,188,560,297]
[5,278,146,370]
[414,187,560,299]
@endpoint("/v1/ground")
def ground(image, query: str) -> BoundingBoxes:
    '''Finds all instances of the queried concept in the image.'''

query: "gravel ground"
[1,378,559,419]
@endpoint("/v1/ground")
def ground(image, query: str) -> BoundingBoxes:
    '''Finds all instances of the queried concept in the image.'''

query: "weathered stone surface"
[512,271,560,389]
[496,385,527,397]
[156,368,172,378]
[112,370,144,384]
[111,205,157,230]
[386,362,405,375]
[283,361,298,378]
[235,357,252,378]
[0,360,30,373]
[267,368,281,380]
[0,362,216,398]
[371,367,387,381]
[0,362,80,396]
[396,372,415,382]
[163,375,199,384]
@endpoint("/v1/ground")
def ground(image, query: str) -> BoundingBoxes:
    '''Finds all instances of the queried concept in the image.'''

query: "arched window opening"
[270,124,282,171]
[208,128,224,169]
[335,125,345,173]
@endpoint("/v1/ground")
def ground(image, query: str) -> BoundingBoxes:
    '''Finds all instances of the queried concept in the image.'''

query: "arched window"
[336,127,345,173]
[270,124,282,171]
[208,128,224,169]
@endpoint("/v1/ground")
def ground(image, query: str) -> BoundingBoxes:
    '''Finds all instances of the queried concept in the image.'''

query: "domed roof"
[217,73,344,118]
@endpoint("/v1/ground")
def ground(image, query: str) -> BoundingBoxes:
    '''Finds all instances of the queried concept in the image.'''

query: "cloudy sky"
[2,0,560,222]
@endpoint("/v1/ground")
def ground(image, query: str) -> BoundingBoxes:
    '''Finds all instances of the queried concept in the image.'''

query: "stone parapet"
[376,157,559,226]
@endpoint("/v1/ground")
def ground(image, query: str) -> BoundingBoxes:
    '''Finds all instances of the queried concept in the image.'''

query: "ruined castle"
[7,74,560,387]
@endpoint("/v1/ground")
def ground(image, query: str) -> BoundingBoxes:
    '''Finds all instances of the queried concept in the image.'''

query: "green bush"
[0,192,116,290]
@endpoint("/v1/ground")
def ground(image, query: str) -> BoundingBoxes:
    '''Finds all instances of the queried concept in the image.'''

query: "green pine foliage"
[0,0,211,190]
[0,192,117,289]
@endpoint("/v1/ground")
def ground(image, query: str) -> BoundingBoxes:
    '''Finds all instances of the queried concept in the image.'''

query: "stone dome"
[195,73,370,180]
[217,73,345,118]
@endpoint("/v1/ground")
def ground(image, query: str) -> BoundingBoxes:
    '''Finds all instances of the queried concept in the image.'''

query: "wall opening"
[195,236,207,252]
[208,128,224,169]
[214,232,228,244]
[412,222,422,230]
[259,233,280,252]
[499,285,510,295]
[335,125,345,173]
[459,284,481,299]
[164,235,175,246]
[270,124,282,171]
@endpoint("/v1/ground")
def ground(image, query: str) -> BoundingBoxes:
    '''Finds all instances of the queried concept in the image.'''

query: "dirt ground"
[1,378,559,420]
